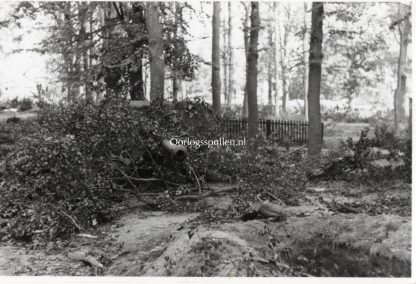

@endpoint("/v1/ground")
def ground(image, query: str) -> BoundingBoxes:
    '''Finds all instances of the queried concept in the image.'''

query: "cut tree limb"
[68,252,104,268]
[278,144,307,159]
[174,185,240,201]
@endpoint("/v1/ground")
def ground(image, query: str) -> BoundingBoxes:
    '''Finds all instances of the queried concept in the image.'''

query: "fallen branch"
[68,252,103,268]
[58,210,84,232]
[174,185,240,201]
[264,192,285,206]
[278,144,307,159]
[77,233,97,239]
[109,163,141,192]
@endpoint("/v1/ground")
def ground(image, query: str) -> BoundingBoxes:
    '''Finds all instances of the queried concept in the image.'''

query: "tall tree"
[129,3,146,100]
[212,1,221,113]
[222,14,228,107]
[227,1,234,108]
[146,2,165,102]
[273,2,280,117]
[307,2,324,155]
[78,2,91,103]
[391,3,411,133]
[242,2,250,118]
[247,2,260,138]
[303,2,310,119]
[267,20,274,106]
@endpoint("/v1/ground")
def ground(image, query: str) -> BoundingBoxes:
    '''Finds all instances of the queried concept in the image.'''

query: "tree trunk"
[129,60,145,100]
[307,2,324,156]
[129,3,145,100]
[242,2,250,118]
[222,17,228,108]
[267,22,273,106]
[247,2,260,139]
[172,2,181,102]
[172,77,181,101]
[394,4,410,133]
[104,3,123,94]
[146,2,165,102]
[303,2,309,119]
[212,2,221,113]
[279,21,288,115]
[78,2,91,103]
[227,1,233,108]
[273,2,280,117]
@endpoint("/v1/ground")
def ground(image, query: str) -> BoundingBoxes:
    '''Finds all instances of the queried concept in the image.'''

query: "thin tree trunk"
[279,24,288,115]
[129,3,145,100]
[267,22,273,106]
[212,1,221,113]
[172,77,181,101]
[78,2,91,102]
[303,2,309,119]
[222,17,228,108]
[172,2,181,102]
[247,2,260,139]
[273,2,280,117]
[307,2,324,155]
[146,2,165,102]
[227,1,233,108]
[394,4,410,133]
[242,2,250,118]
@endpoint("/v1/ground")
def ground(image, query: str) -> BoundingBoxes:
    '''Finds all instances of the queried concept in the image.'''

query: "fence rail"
[222,119,324,144]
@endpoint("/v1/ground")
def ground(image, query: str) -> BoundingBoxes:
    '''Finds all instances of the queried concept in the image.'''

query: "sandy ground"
[0,180,410,277]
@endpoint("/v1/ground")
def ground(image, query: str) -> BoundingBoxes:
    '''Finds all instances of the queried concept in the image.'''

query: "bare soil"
[0,180,410,277]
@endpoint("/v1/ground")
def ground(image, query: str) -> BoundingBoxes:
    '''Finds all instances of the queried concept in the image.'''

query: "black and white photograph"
[0,0,412,280]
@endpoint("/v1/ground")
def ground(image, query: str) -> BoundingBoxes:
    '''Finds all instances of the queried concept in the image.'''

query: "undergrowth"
[0,97,306,244]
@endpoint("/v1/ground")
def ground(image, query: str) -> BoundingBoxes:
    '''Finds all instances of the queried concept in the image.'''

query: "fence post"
[266,120,271,138]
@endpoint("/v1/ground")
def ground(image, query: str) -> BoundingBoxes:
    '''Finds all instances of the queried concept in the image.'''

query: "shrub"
[0,134,117,243]
[18,98,33,111]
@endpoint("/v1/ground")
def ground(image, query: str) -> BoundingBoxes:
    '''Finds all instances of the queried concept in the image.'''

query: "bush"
[338,125,411,182]
[3,96,308,243]
[0,134,117,243]
[19,98,33,111]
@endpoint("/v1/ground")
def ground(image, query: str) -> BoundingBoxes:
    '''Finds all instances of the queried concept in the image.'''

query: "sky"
[0,2,53,100]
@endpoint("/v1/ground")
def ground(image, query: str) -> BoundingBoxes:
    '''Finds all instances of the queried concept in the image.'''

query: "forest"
[0,1,412,278]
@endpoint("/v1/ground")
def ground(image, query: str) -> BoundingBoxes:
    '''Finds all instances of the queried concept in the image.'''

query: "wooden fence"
[223,119,324,144]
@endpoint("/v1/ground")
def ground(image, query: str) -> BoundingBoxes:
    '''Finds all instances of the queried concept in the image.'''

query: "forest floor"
[0,180,410,277]
[0,115,410,277]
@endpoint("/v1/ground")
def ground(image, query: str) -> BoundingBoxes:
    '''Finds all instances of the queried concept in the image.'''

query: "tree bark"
[247,2,260,139]
[172,2,181,102]
[104,3,123,94]
[307,2,324,156]
[278,14,289,116]
[273,2,280,117]
[212,2,221,113]
[78,2,91,103]
[222,16,228,108]
[227,1,233,108]
[129,3,145,100]
[146,2,165,102]
[267,22,273,106]
[303,2,309,119]
[242,2,250,118]
[394,4,410,133]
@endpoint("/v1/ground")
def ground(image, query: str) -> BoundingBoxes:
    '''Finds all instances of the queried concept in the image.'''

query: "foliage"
[0,97,307,243]
[18,98,33,111]
[0,134,117,243]
[338,125,411,181]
